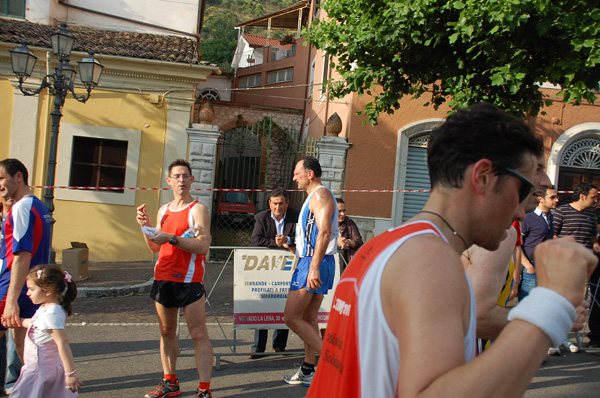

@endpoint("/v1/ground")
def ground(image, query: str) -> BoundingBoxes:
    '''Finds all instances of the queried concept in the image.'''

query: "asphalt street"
[66,304,600,398]
[66,260,600,397]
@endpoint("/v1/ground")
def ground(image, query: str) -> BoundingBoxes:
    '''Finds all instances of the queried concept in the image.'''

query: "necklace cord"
[419,210,471,262]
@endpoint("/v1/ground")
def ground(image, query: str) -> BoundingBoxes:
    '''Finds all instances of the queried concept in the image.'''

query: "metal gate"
[211,117,316,251]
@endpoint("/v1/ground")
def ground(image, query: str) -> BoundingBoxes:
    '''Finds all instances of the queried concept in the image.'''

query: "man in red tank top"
[136,159,213,398]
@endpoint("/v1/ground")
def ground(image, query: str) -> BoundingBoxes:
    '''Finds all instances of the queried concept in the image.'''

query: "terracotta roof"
[0,18,215,65]
[243,33,294,50]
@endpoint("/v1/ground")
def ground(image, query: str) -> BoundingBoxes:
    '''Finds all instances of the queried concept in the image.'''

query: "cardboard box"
[62,242,89,281]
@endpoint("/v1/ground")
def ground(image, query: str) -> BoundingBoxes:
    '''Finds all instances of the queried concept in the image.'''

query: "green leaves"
[309,0,600,124]
[201,0,298,64]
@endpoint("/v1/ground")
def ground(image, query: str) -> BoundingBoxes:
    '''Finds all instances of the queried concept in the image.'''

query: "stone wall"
[317,136,351,195]
[351,216,392,243]
[192,100,304,134]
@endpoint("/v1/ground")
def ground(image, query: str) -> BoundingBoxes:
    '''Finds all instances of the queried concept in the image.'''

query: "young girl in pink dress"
[11,265,82,397]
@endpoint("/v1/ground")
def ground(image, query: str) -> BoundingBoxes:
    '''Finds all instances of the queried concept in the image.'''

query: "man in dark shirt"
[520,186,559,301]
[249,189,299,358]
[336,198,363,273]
[522,186,575,354]
[554,182,600,348]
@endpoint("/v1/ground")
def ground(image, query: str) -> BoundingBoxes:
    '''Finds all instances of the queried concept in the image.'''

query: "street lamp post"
[9,22,103,263]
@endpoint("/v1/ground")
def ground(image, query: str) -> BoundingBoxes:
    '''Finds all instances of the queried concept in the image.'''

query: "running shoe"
[547,346,561,356]
[145,378,181,397]
[284,368,314,385]
[196,389,213,398]
[561,340,580,353]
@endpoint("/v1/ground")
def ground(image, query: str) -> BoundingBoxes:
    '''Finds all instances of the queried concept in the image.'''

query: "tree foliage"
[308,0,600,125]
[201,8,239,65]
[201,0,297,64]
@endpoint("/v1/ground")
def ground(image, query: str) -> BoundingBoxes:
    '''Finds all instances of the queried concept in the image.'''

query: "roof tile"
[243,33,295,50]
[0,18,216,65]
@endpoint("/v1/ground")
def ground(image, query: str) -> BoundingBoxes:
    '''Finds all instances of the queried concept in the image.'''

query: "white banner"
[233,248,340,329]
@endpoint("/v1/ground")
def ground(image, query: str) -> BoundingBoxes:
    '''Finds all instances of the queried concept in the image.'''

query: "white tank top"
[357,221,477,396]
[295,185,339,257]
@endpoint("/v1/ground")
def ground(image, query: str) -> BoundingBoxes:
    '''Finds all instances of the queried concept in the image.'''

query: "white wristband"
[507,287,576,346]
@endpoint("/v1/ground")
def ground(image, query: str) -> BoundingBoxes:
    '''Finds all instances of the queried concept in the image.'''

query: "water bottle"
[181,227,196,238]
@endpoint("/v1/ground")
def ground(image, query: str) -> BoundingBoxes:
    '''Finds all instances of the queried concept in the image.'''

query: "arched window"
[197,89,221,101]
[560,137,600,169]
[557,135,600,204]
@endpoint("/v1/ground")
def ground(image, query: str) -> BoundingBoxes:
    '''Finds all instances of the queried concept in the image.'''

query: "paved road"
[67,261,600,397]
[68,323,310,398]
[66,314,600,398]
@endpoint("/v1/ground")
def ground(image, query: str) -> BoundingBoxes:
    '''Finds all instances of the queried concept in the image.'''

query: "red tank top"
[155,201,206,283]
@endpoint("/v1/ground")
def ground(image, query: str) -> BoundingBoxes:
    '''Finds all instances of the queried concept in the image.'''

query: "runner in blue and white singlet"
[290,186,338,294]
[295,185,339,258]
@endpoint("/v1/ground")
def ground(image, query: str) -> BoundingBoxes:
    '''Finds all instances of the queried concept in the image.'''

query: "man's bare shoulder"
[309,186,335,209]
[381,233,470,339]
[156,203,169,218]
[191,202,210,221]
[192,201,209,211]
[384,234,464,281]
[382,234,468,310]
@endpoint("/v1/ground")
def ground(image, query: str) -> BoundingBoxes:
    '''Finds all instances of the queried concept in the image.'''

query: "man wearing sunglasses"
[521,187,560,302]
[308,103,596,398]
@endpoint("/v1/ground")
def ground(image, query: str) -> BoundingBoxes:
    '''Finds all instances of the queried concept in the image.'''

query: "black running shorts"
[150,280,205,308]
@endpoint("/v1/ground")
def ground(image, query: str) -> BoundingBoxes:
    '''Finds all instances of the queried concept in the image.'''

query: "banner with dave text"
[233,248,340,329]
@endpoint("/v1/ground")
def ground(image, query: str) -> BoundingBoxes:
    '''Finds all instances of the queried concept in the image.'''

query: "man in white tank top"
[308,103,596,397]
[283,156,337,386]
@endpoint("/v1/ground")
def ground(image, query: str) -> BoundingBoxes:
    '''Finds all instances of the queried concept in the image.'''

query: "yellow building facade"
[0,41,219,262]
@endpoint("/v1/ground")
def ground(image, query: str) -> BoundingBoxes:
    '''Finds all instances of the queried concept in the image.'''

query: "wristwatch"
[168,235,178,245]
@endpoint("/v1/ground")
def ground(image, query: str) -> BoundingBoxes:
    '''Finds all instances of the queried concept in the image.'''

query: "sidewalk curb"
[77,278,154,298]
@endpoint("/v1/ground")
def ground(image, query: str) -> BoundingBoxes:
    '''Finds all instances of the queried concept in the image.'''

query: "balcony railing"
[236,43,297,69]
[269,44,296,62]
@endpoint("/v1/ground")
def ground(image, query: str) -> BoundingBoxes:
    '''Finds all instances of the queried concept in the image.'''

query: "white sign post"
[233,248,340,329]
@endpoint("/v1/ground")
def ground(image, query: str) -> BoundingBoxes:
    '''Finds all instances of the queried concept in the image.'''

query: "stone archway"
[548,123,600,204]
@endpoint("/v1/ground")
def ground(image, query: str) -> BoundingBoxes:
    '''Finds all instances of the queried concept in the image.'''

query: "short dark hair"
[168,159,192,176]
[427,103,543,189]
[0,158,28,185]
[573,182,597,201]
[270,188,289,201]
[336,198,345,204]
[536,186,556,198]
[302,156,322,178]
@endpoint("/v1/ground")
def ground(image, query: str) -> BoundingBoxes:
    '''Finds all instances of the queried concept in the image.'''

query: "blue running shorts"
[289,255,335,294]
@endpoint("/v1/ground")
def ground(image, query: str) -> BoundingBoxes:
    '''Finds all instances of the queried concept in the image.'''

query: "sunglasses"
[491,162,534,203]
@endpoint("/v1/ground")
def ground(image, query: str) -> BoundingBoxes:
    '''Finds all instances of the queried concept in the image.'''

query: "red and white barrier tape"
[29,186,576,194]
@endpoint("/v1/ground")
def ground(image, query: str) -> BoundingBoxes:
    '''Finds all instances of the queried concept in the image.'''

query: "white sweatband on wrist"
[507,287,576,346]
